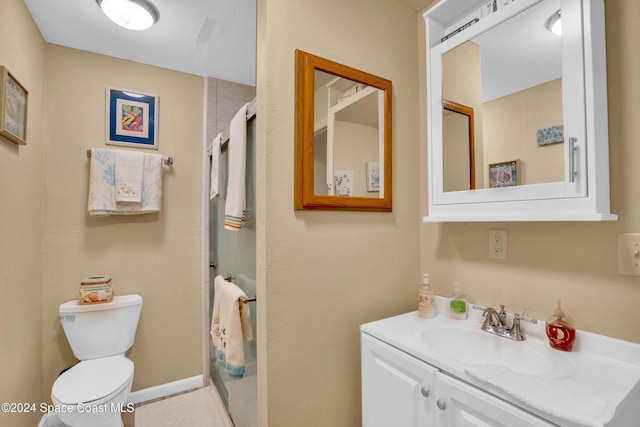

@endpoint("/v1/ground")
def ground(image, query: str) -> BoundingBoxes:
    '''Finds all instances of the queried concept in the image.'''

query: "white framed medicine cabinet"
[423,0,617,222]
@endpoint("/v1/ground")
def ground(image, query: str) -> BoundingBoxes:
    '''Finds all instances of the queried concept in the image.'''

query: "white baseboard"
[37,375,204,426]
[128,375,204,404]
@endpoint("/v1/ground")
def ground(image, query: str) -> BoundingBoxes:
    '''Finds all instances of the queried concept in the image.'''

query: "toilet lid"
[52,356,133,405]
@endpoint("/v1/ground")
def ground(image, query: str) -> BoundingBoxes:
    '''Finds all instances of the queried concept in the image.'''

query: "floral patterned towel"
[87,148,163,216]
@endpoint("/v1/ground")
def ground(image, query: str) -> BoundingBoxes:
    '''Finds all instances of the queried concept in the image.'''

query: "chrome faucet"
[481,307,505,331]
[474,305,537,341]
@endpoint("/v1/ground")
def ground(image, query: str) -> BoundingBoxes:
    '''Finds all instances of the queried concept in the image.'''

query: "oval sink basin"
[420,327,566,376]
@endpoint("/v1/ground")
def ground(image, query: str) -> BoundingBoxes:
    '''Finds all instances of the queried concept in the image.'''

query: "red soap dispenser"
[545,301,576,352]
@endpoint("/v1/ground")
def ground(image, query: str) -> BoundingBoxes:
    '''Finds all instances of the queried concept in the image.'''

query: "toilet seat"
[51,356,133,405]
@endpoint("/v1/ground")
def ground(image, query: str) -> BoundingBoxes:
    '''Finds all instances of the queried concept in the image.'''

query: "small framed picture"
[106,87,158,149]
[537,125,564,146]
[0,66,28,145]
[365,161,380,192]
[334,170,353,196]
[489,160,519,188]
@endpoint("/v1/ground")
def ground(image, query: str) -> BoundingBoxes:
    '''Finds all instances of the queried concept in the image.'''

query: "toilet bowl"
[52,295,142,427]
[51,356,133,427]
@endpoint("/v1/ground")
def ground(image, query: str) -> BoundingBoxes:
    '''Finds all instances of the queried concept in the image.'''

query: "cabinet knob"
[436,399,446,410]
[420,387,430,398]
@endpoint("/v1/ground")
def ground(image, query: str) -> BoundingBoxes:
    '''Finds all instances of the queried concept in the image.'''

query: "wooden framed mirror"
[294,50,392,211]
[443,99,475,192]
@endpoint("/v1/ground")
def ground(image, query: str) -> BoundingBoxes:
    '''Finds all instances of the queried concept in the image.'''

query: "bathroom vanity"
[360,298,640,427]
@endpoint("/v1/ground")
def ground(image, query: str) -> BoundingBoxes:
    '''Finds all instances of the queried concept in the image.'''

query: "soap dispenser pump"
[545,300,576,352]
[449,282,467,320]
[418,274,435,318]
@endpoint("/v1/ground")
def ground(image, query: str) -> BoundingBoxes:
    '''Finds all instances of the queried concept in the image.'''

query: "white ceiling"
[22,0,433,88]
[23,0,257,86]
[473,0,562,102]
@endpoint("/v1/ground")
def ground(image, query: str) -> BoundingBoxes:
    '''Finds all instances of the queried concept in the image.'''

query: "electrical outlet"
[489,230,507,260]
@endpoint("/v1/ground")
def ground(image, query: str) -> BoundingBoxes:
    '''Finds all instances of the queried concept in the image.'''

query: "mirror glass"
[295,50,392,211]
[442,0,564,192]
[313,70,383,198]
[443,100,475,192]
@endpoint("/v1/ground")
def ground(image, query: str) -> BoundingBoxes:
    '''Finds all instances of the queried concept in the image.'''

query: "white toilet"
[51,294,143,427]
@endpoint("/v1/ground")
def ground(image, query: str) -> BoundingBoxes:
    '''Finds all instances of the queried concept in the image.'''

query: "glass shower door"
[209,117,257,427]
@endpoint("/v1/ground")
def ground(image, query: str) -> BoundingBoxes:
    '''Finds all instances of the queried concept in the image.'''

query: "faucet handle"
[510,315,526,340]
[508,314,537,341]
[515,313,538,324]
[497,305,508,326]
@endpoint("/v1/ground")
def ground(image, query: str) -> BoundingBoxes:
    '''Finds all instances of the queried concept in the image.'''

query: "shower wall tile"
[206,77,255,142]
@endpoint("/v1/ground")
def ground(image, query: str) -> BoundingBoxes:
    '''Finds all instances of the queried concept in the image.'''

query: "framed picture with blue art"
[366,161,380,192]
[106,87,158,149]
[489,160,519,188]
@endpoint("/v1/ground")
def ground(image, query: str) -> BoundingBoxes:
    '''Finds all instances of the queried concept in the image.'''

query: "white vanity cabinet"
[361,333,554,427]
[435,372,554,427]
[361,333,437,427]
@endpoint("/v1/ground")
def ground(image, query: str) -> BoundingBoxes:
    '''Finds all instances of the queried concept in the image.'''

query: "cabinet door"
[361,333,438,427]
[434,373,554,427]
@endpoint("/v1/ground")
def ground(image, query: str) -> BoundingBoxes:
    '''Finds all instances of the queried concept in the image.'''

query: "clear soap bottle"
[449,282,467,320]
[418,274,435,318]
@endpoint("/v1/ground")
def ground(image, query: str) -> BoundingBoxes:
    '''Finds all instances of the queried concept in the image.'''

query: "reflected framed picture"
[0,66,28,145]
[366,161,380,192]
[537,124,564,146]
[106,87,158,149]
[334,170,353,196]
[489,160,519,188]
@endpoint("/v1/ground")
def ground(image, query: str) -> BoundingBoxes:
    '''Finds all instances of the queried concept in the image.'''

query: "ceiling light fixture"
[96,0,160,31]
[545,10,562,36]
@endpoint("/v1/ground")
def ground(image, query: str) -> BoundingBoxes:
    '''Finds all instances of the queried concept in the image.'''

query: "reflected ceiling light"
[545,10,562,36]
[96,0,160,31]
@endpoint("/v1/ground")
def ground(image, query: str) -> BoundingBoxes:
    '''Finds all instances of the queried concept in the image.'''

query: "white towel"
[115,150,145,205]
[224,103,248,231]
[465,364,615,427]
[210,275,253,378]
[210,132,223,200]
[88,148,164,216]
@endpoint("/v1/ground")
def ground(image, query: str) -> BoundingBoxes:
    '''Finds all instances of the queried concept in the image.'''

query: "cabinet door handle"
[420,387,430,398]
[436,399,446,410]
[569,137,578,183]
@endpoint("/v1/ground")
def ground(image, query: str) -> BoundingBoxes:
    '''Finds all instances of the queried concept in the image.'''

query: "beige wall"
[420,0,640,344]
[257,0,421,425]
[483,79,564,186]
[0,1,46,426]
[334,121,380,197]
[41,46,204,396]
[443,41,485,189]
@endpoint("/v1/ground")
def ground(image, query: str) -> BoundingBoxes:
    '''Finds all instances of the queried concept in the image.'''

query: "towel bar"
[86,149,174,165]
[223,275,256,304]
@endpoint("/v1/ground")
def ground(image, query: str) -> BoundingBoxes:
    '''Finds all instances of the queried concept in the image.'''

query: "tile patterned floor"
[42,386,230,427]
[130,386,233,427]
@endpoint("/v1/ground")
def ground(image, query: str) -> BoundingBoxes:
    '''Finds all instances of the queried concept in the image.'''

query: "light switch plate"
[618,233,640,276]
[489,229,507,260]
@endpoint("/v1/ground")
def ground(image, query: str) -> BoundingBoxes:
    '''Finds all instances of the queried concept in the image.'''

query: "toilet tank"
[59,294,143,360]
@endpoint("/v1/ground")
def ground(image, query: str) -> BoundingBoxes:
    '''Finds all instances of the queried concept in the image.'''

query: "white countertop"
[360,297,640,427]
